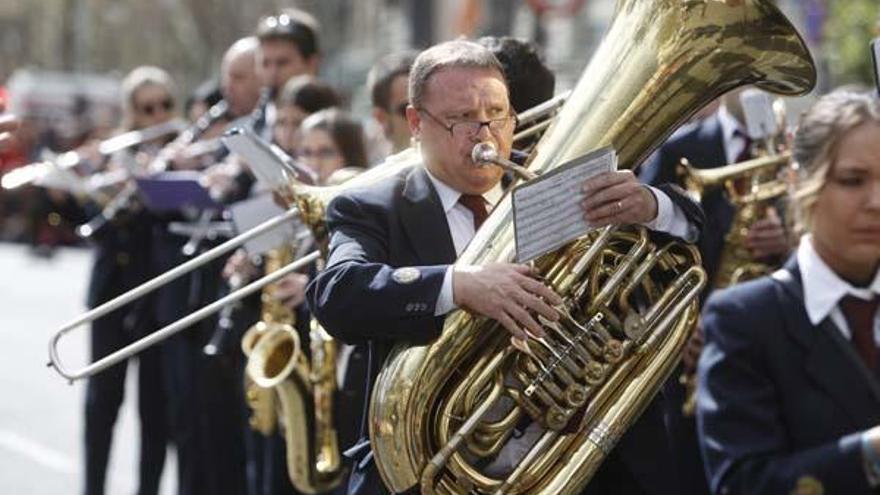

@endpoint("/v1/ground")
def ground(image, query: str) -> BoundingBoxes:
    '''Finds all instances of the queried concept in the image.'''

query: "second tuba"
[369,1,816,494]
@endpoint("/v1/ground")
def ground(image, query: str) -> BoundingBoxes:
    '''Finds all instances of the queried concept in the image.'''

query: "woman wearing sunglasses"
[82,65,178,495]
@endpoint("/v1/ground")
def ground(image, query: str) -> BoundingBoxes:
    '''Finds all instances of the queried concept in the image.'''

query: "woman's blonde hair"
[120,65,176,130]
[790,90,880,236]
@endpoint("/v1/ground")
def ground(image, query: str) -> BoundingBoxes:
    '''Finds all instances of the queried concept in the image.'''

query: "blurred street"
[0,244,175,494]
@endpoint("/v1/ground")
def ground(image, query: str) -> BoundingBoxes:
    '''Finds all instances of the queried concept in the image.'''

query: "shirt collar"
[424,166,503,214]
[797,234,880,325]
[717,104,746,145]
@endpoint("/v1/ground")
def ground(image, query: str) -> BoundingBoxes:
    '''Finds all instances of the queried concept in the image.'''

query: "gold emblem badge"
[392,267,421,284]
[790,475,823,495]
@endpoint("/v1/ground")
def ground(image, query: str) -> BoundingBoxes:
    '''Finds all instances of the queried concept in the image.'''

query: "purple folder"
[135,171,219,212]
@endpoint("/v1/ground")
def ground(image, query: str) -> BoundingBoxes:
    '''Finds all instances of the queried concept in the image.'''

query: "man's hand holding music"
[453,262,563,340]
[581,170,658,227]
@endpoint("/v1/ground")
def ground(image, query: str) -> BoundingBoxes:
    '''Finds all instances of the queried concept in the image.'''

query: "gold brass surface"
[247,320,344,494]
[368,0,816,493]
[679,151,793,289]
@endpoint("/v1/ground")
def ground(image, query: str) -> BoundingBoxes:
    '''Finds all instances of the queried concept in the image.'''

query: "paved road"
[0,244,175,494]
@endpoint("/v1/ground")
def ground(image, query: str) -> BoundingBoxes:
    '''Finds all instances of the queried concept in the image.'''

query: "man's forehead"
[422,66,508,108]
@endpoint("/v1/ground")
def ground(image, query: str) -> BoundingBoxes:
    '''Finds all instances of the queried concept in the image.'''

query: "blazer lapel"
[399,166,457,265]
[775,259,880,425]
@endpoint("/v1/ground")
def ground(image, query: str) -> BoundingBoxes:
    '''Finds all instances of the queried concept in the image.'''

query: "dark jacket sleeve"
[696,286,872,495]
[306,193,448,346]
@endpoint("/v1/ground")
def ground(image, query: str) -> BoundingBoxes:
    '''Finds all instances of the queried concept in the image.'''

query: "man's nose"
[474,122,493,141]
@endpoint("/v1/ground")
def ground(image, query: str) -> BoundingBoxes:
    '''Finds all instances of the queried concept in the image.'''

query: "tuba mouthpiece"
[471,142,498,166]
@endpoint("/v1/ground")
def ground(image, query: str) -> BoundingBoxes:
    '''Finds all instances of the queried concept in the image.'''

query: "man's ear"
[405,105,421,139]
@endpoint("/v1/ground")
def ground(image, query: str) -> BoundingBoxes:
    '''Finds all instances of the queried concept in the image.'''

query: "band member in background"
[697,90,880,495]
[254,8,322,139]
[306,40,704,495]
[222,37,263,122]
[149,36,268,495]
[273,75,342,157]
[477,35,555,115]
[83,65,177,495]
[366,51,417,160]
[639,87,792,495]
[299,108,368,182]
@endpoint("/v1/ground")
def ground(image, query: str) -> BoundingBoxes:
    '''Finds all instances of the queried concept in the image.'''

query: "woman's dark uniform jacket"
[697,256,880,495]
[306,163,705,495]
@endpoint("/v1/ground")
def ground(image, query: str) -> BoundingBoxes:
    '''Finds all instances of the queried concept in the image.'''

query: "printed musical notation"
[512,147,617,263]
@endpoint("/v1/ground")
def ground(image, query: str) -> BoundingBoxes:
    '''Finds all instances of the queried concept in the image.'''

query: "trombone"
[48,206,319,382]
[46,93,570,383]
[1,118,188,191]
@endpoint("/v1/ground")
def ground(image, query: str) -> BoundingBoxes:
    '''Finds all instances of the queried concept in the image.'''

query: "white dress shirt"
[425,168,697,315]
[717,104,750,165]
[796,234,880,342]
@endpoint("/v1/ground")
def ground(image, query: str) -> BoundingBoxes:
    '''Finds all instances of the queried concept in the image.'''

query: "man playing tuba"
[306,40,704,495]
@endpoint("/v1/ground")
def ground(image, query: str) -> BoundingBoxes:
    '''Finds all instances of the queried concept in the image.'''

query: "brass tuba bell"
[369,1,816,494]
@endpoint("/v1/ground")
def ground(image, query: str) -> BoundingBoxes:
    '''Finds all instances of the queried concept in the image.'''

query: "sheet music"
[222,127,296,191]
[228,193,300,256]
[512,147,617,263]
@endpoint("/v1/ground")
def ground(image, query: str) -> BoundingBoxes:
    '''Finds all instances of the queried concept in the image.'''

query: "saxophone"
[241,245,296,436]
[367,1,816,494]
[246,302,345,494]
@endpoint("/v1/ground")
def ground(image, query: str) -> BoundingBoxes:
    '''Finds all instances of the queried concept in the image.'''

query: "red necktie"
[459,194,489,230]
[839,295,880,371]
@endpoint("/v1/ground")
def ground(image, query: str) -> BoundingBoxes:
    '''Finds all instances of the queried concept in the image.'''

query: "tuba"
[369,1,816,494]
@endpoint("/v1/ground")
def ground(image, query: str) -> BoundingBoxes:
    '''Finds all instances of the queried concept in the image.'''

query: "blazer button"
[116,252,130,266]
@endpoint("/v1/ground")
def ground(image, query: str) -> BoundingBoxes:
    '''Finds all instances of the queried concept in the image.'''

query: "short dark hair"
[278,75,341,114]
[255,8,320,60]
[408,40,506,109]
[301,108,368,169]
[477,36,555,114]
[367,51,417,111]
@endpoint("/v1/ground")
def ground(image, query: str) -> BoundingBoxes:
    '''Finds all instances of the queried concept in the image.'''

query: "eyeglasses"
[418,107,515,139]
[299,146,339,160]
[136,98,174,116]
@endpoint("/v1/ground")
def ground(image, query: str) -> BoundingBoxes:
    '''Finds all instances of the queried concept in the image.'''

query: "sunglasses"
[136,98,174,116]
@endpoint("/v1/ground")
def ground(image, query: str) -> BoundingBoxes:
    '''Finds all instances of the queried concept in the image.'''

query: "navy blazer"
[640,114,733,288]
[697,257,880,495]
[307,164,705,495]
